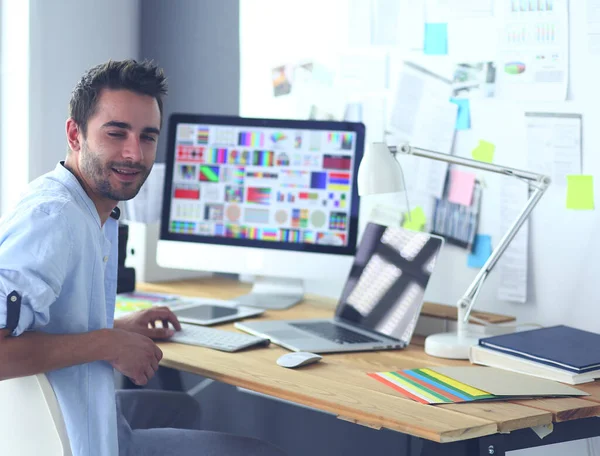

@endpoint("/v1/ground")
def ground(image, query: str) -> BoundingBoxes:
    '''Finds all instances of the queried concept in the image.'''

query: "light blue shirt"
[0,162,119,456]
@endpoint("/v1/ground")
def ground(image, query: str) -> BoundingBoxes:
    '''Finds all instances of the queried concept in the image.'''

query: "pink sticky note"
[447,169,476,206]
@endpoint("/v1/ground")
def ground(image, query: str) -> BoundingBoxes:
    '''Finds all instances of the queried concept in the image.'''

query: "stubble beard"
[80,141,151,202]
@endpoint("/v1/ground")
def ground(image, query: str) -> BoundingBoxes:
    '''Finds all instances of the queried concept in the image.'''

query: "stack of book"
[469,325,600,385]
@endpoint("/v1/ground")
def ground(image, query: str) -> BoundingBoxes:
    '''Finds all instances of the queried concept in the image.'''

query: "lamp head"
[357,142,406,196]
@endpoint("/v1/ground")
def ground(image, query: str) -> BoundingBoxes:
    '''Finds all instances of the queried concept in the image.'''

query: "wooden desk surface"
[139,277,600,444]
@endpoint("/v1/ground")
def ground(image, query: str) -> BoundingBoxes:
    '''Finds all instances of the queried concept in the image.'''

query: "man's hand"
[114,306,182,340]
[107,329,163,386]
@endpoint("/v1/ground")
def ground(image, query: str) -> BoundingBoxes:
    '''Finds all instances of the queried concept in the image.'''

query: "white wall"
[240,3,600,453]
[0,0,140,214]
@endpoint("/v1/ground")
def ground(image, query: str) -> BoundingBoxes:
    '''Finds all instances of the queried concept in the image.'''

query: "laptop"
[234,223,444,353]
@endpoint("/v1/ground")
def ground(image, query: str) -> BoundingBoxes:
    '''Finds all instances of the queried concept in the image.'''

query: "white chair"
[0,373,72,455]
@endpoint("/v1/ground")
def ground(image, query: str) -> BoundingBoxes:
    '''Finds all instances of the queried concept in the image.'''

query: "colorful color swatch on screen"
[281,229,302,243]
[291,209,309,228]
[247,187,271,205]
[225,186,244,202]
[224,167,245,185]
[225,224,247,239]
[303,231,316,243]
[270,132,287,143]
[246,171,278,179]
[174,185,200,199]
[252,150,274,166]
[277,191,295,203]
[197,127,209,144]
[205,148,227,164]
[170,221,196,233]
[329,212,347,230]
[341,133,353,150]
[262,228,279,241]
[239,132,264,147]
[199,165,220,182]
[299,192,319,202]
[310,172,327,189]
[323,154,352,170]
[177,145,204,162]
[328,172,350,191]
[179,164,196,180]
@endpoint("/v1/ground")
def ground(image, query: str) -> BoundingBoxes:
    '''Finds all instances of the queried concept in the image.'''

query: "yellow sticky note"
[566,175,594,210]
[471,140,495,163]
[402,206,426,231]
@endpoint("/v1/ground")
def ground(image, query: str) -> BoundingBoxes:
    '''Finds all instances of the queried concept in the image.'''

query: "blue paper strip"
[424,23,448,55]
[450,98,471,130]
[467,234,492,268]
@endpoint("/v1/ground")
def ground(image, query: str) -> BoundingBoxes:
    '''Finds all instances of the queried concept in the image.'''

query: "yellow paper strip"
[420,368,491,397]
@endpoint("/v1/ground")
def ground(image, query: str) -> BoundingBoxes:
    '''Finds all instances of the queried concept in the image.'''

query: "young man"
[0,60,285,456]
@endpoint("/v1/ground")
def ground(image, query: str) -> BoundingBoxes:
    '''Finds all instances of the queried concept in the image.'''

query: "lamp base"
[424,331,480,359]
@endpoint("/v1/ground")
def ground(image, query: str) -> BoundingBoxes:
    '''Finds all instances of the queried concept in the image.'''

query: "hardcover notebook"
[479,325,600,374]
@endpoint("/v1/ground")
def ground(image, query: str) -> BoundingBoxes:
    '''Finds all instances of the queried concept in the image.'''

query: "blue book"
[479,325,600,374]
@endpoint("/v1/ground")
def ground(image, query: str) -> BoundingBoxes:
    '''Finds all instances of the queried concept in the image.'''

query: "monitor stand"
[235,276,304,310]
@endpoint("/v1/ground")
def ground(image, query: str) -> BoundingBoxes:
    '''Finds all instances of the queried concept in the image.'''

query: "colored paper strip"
[467,234,492,269]
[566,175,595,210]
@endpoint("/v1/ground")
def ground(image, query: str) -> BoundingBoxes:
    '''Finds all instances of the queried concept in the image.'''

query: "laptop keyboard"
[290,322,380,344]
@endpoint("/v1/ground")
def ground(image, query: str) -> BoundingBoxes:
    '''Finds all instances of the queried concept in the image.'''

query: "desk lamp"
[357,142,550,359]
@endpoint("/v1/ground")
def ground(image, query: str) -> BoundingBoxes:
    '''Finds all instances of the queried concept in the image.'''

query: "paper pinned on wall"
[495,0,569,101]
[389,62,456,199]
[371,0,402,46]
[471,140,495,163]
[450,97,471,130]
[588,0,600,55]
[497,179,529,303]
[526,112,582,186]
[467,234,492,268]
[402,206,427,231]
[566,175,595,210]
[424,23,448,55]
[448,169,476,206]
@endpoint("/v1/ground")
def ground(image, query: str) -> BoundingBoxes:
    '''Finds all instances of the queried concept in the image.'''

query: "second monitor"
[157,114,365,309]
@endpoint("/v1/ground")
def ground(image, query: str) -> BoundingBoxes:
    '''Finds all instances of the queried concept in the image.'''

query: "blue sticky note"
[450,98,471,130]
[424,23,448,55]
[467,235,492,269]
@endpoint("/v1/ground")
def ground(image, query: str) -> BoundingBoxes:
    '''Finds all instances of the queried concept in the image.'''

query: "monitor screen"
[161,114,364,256]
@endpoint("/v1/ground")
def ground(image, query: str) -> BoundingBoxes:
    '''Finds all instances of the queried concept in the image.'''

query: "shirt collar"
[54,162,103,228]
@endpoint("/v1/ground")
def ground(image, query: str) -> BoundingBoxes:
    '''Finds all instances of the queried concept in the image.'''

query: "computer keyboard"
[170,323,270,352]
[290,322,380,344]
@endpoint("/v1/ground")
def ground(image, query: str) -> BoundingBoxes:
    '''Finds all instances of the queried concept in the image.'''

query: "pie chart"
[504,62,526,75]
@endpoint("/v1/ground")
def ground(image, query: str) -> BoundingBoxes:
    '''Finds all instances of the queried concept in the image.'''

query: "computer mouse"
[276,352,323,369]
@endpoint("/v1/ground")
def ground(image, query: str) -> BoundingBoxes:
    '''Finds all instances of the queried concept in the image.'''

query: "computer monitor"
[156,114,365,309]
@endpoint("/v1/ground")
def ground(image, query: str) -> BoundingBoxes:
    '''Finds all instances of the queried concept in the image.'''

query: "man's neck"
[62,160,116,226]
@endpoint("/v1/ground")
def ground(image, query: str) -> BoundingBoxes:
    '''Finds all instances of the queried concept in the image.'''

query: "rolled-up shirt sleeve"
[0,208,72,336]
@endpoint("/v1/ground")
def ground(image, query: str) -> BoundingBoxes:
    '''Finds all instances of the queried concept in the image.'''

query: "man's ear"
[66,118,82,153]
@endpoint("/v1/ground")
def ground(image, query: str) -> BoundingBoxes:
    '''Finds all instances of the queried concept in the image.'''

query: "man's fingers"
[144,327,175,340]
[144,307,182,331]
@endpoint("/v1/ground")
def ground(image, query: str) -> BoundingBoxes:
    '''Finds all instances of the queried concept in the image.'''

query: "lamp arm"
[389,143,551,325]
[458,182,548,325]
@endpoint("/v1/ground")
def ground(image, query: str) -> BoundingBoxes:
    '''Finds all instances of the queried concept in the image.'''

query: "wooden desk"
[139,277,600,455]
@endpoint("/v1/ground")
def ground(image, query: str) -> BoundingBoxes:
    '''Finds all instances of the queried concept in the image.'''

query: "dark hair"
[69,59,168,136]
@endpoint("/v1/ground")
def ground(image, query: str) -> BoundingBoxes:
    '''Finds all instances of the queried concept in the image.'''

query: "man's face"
[77,89,161,202]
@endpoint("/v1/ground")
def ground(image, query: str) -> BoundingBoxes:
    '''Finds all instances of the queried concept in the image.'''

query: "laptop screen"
[335,223,444,344]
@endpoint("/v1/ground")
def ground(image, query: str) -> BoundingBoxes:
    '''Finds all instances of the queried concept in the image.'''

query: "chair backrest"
[0,373,72,455]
